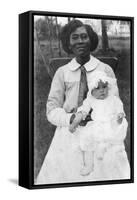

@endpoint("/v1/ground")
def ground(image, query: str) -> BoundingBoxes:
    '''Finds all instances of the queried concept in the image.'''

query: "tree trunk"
[101,20,109,51]
[46,16,53,57]
[35,27,50,75]
[55,17,61,57]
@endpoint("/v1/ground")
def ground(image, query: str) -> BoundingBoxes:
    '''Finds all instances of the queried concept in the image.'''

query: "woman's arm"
[105,97,127,143]
[115,97,126,124]
[104,64,119,97]
[46,67,72,127]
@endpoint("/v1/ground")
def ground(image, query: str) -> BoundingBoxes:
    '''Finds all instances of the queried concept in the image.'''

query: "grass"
[34,37,131,180]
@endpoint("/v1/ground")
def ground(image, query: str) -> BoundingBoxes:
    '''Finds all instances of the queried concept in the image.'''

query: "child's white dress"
[78,95,128,158]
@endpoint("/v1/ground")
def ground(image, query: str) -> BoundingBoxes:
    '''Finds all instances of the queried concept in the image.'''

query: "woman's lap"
[35,127,130,185]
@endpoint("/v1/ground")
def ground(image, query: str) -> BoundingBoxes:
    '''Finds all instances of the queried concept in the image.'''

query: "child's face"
[91,80,109,100]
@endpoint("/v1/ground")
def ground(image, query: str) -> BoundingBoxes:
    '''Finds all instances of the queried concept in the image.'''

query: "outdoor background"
[34,16,131,181]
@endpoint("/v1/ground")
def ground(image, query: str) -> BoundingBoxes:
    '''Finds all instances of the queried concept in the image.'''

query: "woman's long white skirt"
[35,126,130,185]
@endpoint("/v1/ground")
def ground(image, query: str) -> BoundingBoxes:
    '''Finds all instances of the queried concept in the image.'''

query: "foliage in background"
[35,17,61,41]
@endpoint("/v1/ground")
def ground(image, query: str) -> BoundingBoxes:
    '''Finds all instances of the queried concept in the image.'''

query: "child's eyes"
[95,86,107,90]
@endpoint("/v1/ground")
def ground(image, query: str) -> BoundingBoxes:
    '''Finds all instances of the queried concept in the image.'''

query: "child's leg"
[80,151,94,176]
[96,142,107,160]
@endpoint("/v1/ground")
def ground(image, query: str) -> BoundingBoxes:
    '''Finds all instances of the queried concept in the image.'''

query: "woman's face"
[69,26,91,58]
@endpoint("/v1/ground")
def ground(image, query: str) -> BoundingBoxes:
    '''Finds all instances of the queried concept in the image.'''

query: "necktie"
[77,65,92,126]
[78,65,88,107]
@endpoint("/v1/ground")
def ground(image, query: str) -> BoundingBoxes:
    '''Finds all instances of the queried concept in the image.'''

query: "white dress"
[78,95,128,154]
[35,57,130,185]
[36,127,130,184]
[36,96,130,185]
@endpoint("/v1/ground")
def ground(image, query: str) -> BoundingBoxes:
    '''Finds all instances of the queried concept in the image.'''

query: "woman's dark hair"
[60,19,98,54]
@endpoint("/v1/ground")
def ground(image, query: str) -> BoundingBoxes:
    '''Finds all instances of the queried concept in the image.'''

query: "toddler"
[69,71,128,176]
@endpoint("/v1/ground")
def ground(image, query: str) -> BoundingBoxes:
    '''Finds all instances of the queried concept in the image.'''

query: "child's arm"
[69,97,92,133]
[77,97,92,118]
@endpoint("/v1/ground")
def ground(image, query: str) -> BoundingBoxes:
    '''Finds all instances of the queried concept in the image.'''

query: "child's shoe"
[80,165,94,176]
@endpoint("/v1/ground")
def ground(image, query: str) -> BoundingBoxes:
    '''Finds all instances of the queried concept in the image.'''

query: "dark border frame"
[19,10,134,189]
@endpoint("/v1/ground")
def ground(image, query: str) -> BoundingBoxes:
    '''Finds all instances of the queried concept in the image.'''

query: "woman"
[36,20,130,184]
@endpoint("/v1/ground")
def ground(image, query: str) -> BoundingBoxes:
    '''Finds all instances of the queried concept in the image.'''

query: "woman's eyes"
[81,34,88,39]
[72,35,78,40]
[71,34,88,40]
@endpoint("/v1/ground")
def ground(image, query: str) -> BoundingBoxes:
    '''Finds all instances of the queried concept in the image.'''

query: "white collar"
[69,55,100,72]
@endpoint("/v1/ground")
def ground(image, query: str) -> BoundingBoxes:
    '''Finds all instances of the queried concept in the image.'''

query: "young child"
[69,71,128,176]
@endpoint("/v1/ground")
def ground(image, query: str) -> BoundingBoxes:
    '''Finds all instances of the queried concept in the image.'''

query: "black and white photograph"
[33,12,133,187]
[19,11,134,189]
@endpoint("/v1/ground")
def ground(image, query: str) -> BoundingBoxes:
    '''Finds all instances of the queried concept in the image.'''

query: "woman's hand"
[69,124,77,133]
[69,112,83,133]
[117,113,125,124]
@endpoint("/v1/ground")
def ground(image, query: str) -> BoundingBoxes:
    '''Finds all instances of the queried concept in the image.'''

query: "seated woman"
[36,19,130,184]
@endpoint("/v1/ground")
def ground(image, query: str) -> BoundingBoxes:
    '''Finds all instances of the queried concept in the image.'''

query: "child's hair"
[92,79,108,89]
[88,71,116,96]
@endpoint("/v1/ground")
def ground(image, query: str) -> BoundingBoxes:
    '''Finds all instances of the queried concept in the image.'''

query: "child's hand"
[117,113,125,124]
